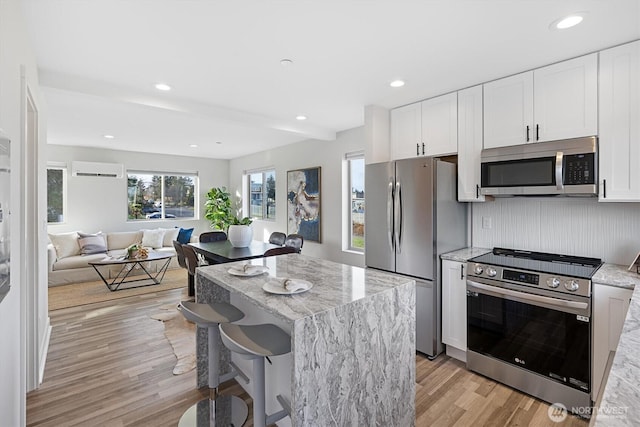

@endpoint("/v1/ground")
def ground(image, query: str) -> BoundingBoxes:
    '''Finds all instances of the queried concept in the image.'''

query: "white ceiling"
[21,0,640,160]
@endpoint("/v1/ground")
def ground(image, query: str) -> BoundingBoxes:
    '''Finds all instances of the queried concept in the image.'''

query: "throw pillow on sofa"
[77,232,108,255]
[48,232,81,259]
[142,229,165,249]
[176,227,194,244]
[159,227,180,247]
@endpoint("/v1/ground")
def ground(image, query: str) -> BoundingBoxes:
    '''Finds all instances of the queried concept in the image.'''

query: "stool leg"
[253,357,266,427]
[207,326,220,392]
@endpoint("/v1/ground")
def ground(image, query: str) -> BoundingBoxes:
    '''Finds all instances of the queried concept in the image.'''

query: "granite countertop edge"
[440,247,492,262]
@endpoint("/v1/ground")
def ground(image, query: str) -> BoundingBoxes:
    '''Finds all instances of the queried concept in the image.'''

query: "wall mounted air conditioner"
[71,161,124,178]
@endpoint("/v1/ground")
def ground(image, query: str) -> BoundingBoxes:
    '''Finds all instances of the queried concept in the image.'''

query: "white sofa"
[47,228,195,287]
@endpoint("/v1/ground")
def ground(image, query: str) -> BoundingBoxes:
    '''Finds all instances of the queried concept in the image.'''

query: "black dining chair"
[263,246,298,257]
[284,234,303,253]
[199,231,228,243]
[268,232,286,246]
[182,244,201,297]
[173,240,193,294]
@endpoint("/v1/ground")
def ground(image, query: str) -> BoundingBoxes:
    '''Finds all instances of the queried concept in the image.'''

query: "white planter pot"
[228,225,253,248]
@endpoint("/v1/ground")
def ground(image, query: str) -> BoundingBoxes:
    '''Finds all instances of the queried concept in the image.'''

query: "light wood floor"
[27,288,587,426]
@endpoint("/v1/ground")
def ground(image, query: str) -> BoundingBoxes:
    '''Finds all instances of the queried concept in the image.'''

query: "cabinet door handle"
[422,142,425,155]
[460,264,465,280]
[536,124,540,141]
[526,125,530,142]
[603,179,607,198]
[416,143,420,156]
[476,184,480,198]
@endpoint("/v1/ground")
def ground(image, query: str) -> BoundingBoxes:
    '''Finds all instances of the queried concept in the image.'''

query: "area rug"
[48,268,188,310]
[150,303,197,375]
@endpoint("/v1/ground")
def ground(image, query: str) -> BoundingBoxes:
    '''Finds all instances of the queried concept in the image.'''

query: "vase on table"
[228,225,252,248]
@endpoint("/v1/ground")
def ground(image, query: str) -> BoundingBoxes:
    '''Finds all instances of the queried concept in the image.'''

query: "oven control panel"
[466,262,591,298]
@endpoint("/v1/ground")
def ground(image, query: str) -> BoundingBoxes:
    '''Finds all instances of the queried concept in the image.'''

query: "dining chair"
[182,244,202,296]
[263,246,298,257]
[268,232,286,246]
[174,241,195,296]
[284,234,303,253]
[199,231,228,243]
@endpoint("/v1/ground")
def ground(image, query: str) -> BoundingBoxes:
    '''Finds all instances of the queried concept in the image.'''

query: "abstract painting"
[287,167,321,242]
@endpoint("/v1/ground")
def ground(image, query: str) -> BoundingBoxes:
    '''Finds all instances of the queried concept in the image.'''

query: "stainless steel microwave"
[480,136,598,197]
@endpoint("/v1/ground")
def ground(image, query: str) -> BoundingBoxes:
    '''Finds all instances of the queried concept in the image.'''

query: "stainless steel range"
[466,248,602,414]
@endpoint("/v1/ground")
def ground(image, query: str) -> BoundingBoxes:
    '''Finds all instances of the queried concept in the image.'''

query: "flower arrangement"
[127,243,148,259]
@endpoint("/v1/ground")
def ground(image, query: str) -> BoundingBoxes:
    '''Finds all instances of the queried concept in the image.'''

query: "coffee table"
[89,252,174,291]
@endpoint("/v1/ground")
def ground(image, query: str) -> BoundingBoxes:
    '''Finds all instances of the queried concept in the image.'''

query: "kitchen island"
[195,254,416,426]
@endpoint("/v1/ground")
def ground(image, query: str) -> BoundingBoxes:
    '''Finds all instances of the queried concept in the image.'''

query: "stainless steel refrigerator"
[365,157,467,357]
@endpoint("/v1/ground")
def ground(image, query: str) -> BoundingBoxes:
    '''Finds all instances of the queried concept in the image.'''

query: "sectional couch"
[47,228,196,287]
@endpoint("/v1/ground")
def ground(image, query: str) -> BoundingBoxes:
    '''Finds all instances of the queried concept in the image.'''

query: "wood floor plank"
[28,285,589,426]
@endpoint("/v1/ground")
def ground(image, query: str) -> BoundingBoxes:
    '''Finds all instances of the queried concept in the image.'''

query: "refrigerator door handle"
[387,178,394,251]
[394,180,402,253]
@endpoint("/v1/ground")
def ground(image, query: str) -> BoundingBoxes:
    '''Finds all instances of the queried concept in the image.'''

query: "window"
[47,166,67,223]
[348,154,365,251]
[248,169,276,220]
[127,172,196,220]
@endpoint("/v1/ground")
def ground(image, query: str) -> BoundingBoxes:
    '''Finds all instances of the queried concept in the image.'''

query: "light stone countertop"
[440,247,492,263]
[196,253,415,325]
[594,263,640,426]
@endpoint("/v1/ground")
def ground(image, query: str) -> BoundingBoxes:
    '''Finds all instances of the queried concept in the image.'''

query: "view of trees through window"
[127,172,196,220]
[249,170,276,220]
[349,157,365,251]
[47,168,65,223]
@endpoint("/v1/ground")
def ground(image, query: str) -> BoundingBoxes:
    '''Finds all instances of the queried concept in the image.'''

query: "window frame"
[47,163,67,224]
[246,168,276,221]
[126,170,198,221]
[346,152,365,253]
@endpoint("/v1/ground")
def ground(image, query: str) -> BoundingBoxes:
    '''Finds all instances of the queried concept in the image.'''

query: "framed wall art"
[287,167,321,243]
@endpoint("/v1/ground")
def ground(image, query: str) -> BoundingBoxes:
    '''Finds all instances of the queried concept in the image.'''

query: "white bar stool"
[219,323,292,427]
[177,301,249,427]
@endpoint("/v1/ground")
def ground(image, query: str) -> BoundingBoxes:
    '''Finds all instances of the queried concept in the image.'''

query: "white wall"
[0,0,47,424]
[472,198,640,265]
[229,126,365,267]
[47,145,229,236]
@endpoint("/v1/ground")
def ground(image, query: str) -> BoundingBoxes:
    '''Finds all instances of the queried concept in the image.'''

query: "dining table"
[189,240,280,264]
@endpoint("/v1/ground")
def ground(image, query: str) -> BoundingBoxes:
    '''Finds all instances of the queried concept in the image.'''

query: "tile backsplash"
[471,198,640,265]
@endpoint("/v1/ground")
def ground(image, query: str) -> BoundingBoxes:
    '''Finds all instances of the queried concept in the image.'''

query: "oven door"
[467,279,591,393]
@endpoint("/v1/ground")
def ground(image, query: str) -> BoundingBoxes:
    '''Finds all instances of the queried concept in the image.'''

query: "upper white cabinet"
[421,92,457,156]
[598,40,640,202]
[390,103,421,160]
[483,53,598,149]
[364,105,390,165]
[390,93,457,160]
[457,85,484,202]
[483,72,534,149]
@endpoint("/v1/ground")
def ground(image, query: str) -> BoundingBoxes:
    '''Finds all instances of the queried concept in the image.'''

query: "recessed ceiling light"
[390,80,405,88]
[215,141,222,145]
[189,144,198,148]
[280,59,293,66]
[551,13,585,30]
[155,83,171,91]
[103,134,115,139]
[296,115,307,121]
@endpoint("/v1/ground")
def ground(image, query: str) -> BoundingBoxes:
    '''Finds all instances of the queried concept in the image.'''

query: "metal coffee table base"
[91,257,172,292]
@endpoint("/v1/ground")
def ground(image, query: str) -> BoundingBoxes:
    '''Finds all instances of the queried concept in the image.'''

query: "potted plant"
[205,187,253,247]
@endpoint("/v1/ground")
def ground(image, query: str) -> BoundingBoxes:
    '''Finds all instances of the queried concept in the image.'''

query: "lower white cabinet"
[592,283,633,401]
[442,259,467,358]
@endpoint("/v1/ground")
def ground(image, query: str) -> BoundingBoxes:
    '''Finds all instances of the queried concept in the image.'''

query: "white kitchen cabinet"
[421,92,457,156]
[390,102,421,161]
[483,53,597,149]
[598,40,640,202]
[592,283,633,401]
[364,105,390,165]
[457,85,485,202]
[390,93,457,160]
[442,259,467,359]
[483,71,533,149]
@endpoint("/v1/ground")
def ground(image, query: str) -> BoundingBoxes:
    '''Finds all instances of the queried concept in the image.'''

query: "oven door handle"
[467,280,589,312]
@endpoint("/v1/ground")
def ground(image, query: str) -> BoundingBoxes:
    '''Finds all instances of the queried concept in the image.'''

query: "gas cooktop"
[469,248,603,279]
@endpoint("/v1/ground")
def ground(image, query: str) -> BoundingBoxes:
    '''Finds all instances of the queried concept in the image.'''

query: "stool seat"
[220,323,291,358]
[178,300,244,325]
